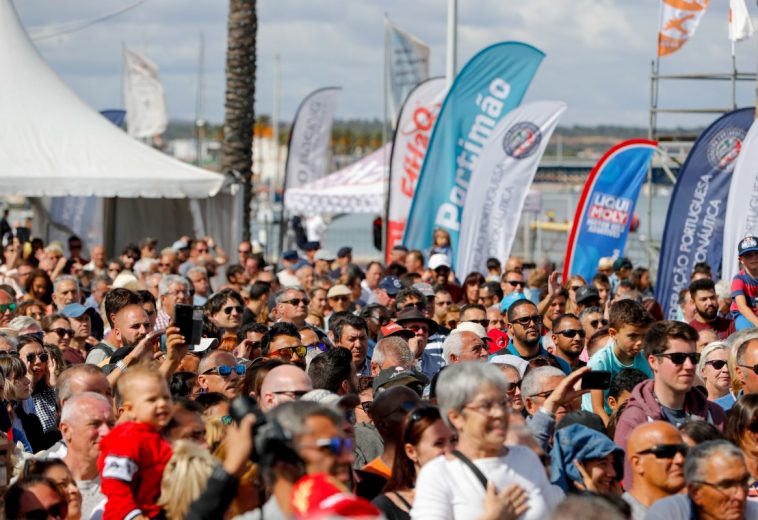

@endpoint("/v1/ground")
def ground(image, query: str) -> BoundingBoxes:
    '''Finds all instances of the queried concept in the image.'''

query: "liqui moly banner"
[457,101,566,276]
[123,48,168,138]
[403,42,545,265]
[385,77,447,262]
[563,140,657,284]
[283,87,341,201]
[657,108,753,319]
[723,117,758,282]
[386,19,431,124]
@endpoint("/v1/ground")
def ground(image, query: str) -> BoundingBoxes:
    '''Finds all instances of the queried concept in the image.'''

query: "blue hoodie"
[550,424,624,493]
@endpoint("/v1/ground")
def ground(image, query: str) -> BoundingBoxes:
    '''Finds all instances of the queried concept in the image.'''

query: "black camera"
[229,396,295,465]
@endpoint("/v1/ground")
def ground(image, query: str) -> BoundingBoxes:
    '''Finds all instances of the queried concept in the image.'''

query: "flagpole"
[382,14,390,259]
[446,0,457,87]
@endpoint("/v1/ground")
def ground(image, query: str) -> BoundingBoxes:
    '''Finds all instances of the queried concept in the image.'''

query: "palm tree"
[220,0,257,241]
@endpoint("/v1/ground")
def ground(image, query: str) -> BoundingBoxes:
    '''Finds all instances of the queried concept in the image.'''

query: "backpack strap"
[452,449,488,489]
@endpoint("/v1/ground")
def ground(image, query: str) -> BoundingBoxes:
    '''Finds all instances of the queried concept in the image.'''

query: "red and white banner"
[385,77,446,262]
[658,0,709,57]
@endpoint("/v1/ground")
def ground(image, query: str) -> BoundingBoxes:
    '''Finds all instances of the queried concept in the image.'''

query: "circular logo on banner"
[706,127,746,173]
[502,122,542,160]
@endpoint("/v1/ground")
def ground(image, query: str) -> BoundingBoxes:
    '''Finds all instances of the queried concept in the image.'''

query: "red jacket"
[97,421,173,520]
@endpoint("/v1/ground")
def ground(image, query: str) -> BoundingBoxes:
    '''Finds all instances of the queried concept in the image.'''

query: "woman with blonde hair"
[158,440,215,520]
[696,341,735,410]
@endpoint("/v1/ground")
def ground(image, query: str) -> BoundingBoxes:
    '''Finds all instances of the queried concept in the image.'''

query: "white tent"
[285,144,390,214]
[0,0,235,253]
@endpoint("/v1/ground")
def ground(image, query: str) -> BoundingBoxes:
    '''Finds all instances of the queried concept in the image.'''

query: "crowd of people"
[0,226,758,520]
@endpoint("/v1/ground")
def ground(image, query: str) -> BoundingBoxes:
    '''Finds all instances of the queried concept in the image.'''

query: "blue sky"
[14,0,758,127]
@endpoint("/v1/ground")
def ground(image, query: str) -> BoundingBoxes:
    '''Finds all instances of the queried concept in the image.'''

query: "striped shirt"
[730,269,758,318]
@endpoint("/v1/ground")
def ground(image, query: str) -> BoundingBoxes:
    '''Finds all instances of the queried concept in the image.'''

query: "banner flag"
[100,109,127,128]
[563,140,657,285]
[123,48,168,138]
[656,108,753,319]
[456,101,566,276]
[386,19,431,125]
[385,77,447,262]
[722,117,758,283]
[403,42,545,265]
[658,0,709,57]
[729,0,754,42]
[283,87,341,203]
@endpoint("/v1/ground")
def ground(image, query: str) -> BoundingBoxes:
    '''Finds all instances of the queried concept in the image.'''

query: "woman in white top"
[411,362,563,520]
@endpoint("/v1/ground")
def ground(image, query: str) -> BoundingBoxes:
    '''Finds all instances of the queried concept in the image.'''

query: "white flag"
[386,19,430,125]
[729,0,754,42]
[123,48,168,138]
[722,118,758,282]
[456,101,566,276]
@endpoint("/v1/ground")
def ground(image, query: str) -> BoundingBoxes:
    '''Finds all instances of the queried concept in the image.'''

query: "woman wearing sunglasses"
[17,334,60,448]
[0,353,45,452]
[373,405,454,520]
[23,459,82,520]
[4,475,69,520]
[697,342,736,411]
[41,313,73,354]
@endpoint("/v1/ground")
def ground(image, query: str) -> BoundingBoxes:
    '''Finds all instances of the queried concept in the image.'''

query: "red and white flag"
[729,0,754,43]
[658,0,709,57]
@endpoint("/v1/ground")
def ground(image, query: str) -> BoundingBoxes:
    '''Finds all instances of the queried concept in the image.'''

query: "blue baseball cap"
[61,303,94,319]
[378,275,403,296]
[282,250,299,261]
[500,292,528,314]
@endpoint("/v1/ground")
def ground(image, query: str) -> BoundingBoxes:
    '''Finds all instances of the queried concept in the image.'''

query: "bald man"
[259,365,313,412]
[622,421,687,519]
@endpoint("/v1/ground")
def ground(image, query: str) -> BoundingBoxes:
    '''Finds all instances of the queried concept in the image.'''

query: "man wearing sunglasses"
[260,365,313,412]
[614,321,727,490]
[499,268,526,298]
[579,306,607,349]
[276,287,309,328]
[734,334,758,396]
[196,350,242,399]
[0,288,16,326]
[623,421,687,519]
[550,314,586,371]
[263,322,307,368]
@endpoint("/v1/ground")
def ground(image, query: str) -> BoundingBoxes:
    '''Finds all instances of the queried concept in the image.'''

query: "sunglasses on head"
[271,345,307,359]
[0,303,16,313]
[283,298,309,307]
[223,305,243,316]
[511,315,542,327]
[636,443,688,459]
[655,352,700,365]
[203,364,246,377]
[25,352,49,363]
[590,318,609,328]
[705,359,728,371]
[555,328,585,339]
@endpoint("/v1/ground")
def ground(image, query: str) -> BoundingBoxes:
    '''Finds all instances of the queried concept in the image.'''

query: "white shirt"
[411,445,562,520]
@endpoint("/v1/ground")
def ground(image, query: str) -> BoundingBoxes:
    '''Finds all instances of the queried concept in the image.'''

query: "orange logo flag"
[658,0,709,57]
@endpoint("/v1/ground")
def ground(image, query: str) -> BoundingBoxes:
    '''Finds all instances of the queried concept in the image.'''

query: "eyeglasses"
[511,315,542,327]
[589,318,609,328]
[300,436,354,455]
[329,295,349,302]
[705,359,728,371]
[270,345,307,359]
[21,502,66,520]
[25,352,49,363]
[202,364,246,377]
[505,380,522,395]
[464,397,511,416]
[447,320,458,329]
[272,389,310,400]
[0,303,16,313]
[693,475,751,494]
[636,443,688,459]
[465,319,490,327]
[50,328,74,338]
[223,305,243,315]
[220,415,234,426]
[527,389,554,400]
[434,266,450,273]
[655,352,700,366]
[506,280,525,287]
[555,329,586,339]
[306,341,327,352]
[738,362,758,375]
[166,289,189,297]
[283,298,309,306]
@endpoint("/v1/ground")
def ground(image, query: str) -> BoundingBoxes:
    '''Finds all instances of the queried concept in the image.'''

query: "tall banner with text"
[385,77,447,263]
[403,42,545,267]
[457,101,566,276]
[386,19,431,124]
[656,107,753,319]
[283,87,341,202]
[563,140,657,284]
[123,48,168,138]
[722,117,758,282]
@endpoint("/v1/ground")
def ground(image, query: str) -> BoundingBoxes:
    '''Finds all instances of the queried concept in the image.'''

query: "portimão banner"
[386,19,431,125]
[563,140,657,285]
[403,42,545,266]
[456,101,566,276]
[283,87,341,204]
[722,117,758,282]
[385,77,447,263]
[656,108,753,319]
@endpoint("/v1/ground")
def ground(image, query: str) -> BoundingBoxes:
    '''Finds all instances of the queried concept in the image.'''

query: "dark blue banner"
[656,107,754,319]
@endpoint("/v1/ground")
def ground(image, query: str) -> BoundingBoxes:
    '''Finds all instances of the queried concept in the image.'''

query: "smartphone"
[581,371,612,390]
[174,304,203,346]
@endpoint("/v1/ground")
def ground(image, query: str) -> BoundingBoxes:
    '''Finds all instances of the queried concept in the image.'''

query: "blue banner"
[100,109,126,127]
[402,42,544,267]
[564,140,657,284]
[656,108,754,319]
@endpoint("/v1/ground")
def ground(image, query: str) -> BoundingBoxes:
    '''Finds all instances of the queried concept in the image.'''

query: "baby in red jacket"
[98,366,174,520]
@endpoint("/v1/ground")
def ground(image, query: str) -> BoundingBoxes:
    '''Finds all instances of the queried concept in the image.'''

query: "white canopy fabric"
[285,144,390,214]
[0,0,223,198]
